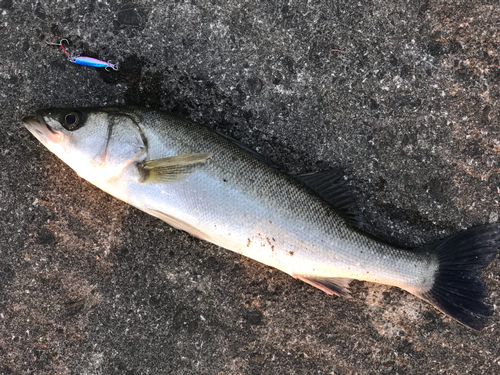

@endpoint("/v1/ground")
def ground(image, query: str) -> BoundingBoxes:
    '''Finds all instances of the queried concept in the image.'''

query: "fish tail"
[415,224,500,330]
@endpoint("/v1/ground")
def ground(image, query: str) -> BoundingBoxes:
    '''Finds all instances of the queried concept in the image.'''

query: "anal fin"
[292,274,352,298]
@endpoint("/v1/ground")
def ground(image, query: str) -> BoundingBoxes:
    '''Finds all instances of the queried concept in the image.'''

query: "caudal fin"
[415,224,500,330]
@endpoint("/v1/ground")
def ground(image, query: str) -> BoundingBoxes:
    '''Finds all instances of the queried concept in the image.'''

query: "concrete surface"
[1,0,500,374]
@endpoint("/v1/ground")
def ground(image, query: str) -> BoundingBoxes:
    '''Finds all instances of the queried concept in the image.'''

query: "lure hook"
[46,39,70,56]
[105,61,119,72]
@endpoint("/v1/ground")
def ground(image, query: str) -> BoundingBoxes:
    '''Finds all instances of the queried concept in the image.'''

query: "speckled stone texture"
[1,1,499,374]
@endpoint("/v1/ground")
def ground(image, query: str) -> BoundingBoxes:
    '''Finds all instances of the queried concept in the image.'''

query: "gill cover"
[37,108,146,183]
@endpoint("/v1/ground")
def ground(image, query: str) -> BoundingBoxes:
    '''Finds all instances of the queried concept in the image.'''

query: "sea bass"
[23,107,500,330]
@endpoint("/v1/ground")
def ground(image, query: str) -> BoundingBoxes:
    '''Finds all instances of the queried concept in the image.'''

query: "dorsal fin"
[294,167,365,229]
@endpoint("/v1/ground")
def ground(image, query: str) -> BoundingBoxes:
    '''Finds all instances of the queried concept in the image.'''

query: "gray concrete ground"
[1,1,500,374]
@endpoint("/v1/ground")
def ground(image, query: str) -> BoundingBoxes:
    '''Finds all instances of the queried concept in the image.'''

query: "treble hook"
[46,39,70,57]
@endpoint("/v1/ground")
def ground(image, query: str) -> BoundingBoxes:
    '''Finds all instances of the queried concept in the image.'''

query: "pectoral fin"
[140,153,213,182]
[293,274,353,297]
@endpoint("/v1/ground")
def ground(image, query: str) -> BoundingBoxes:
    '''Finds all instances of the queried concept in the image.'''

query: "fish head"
[23,107,146,183]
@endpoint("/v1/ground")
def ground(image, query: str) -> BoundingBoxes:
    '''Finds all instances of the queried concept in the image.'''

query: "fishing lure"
[68,56,119,71]
[46,39,119,71]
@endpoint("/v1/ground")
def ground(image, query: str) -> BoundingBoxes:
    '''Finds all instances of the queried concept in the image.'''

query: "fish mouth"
[22,115,48,144]
[22,113,64,144]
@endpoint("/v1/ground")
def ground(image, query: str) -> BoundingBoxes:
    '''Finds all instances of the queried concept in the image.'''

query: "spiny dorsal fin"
[294,167,365,229]
[140,153,213,183]
[293,274,353,298]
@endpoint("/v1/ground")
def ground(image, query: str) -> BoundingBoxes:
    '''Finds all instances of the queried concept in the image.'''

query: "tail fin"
[414,224,500,330]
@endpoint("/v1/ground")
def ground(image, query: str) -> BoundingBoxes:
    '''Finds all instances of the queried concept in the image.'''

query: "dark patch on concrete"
[32,346,52,368]
[116,4,147,28]
[427,178,447,204]
[0,0,12,10]
[0,262,14,301]
[36,226,56,246]
[243,307,263,325]
[61,299,86,320]
[34,2,46,19]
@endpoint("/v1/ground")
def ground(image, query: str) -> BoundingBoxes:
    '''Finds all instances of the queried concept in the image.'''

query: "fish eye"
[62,111,84,131]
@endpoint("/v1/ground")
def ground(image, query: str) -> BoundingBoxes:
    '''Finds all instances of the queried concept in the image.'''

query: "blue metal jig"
[68,56,119,71]
[46,39,119,71]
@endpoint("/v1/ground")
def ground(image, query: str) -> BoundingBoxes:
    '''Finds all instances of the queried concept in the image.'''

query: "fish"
[22,106,500,330]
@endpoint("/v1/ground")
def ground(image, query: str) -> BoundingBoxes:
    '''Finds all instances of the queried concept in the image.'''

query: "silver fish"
[23,107,500,330]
